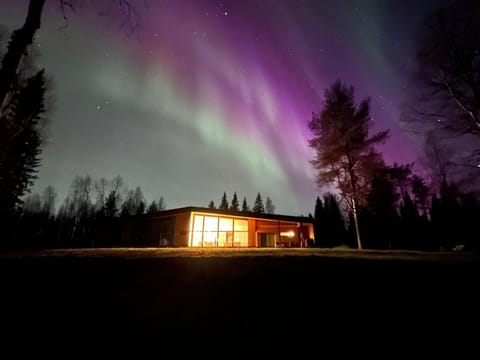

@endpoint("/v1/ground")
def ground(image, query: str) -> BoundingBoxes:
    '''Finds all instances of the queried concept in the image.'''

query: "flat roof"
[135,206,313,224]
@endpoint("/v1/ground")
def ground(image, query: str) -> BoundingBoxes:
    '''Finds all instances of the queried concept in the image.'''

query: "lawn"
[1,248,479,355]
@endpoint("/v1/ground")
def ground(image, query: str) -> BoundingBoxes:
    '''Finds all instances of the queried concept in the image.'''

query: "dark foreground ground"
[1,248,479,356]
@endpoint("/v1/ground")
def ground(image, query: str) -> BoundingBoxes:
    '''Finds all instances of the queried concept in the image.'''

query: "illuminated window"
[204,216,218,232]
[190,214,249,247]
[219,218,233,231]
[193,215,204,232]
[192,231,203,247]
[191,215,204,246]
[203,216,218,246]
[218,231,233,247]
[234,219,248,231]
[203,231,217,246]
[234,231,248,246]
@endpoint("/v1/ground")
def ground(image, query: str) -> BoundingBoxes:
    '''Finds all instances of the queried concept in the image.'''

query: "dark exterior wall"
[122,216,176,247]
[173,212,191,247]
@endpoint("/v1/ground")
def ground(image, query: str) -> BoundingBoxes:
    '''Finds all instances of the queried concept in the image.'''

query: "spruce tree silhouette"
[230,192,239,211]
[253,193,264,214]
[0,70,46,215]
[219,192,229,211]
[241,197,250,212]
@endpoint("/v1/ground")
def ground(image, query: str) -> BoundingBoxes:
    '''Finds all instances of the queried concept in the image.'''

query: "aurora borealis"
[1,0,442,215]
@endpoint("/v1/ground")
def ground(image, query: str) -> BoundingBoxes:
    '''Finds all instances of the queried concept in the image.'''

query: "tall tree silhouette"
[241,197,250,212]
[62,175,94,219]
[364,172,399,249]
[219,192,229,211]
[230,192,239,211]
[207,200,215,209]
[430,181,463,250]
[0,70,47,214]
[103,176,123,217]
[121,186,145,216]
[388,163,413,200]
[57,174,95,246]
[313,196,324,247]
[253,193,265,214]
[265,196,275,214]
[147,200,158,213]
[411,174,430,217]
[41,185,56,216]
[308,80,389,249]
[94,177,109,215]
[322,193,347,248]
[399,193,423,250]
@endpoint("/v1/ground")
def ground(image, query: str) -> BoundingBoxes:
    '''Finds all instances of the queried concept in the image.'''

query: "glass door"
[258,233,275,247]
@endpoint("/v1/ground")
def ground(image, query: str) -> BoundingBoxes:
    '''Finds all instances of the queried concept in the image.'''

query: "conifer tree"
[308,80,389,249]
[0,70,46,214]
[265,196,275,214]
[253,193,264,214]
[147,200,158,213]
[313,196,324,247]
[241,197,250,212]
[230,192,239,211]
[219,192,229,211]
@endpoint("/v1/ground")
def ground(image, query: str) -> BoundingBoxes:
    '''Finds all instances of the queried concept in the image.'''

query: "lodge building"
[121,207,314,248]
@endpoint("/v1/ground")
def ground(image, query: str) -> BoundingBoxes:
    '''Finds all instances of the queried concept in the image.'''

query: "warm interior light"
[204,216,218,232]
[280,230,295,238]
[190,214,249,247]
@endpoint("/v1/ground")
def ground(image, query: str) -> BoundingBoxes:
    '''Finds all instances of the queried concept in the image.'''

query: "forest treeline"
[1,175,279,250]
[2,174,166,249]
[207,191,275,214]
[3,166,479,251]
[312,178,480,252]
[307,78,479,251]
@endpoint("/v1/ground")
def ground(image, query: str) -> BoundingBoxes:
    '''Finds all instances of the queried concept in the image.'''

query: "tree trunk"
[351,197,362,250]
[347,159,362,250]
[0,0,46,114]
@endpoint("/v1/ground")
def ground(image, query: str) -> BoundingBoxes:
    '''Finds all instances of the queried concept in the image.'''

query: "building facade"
[121,207,314,248]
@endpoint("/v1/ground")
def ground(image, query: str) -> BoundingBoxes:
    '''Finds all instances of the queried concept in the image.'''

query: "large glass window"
[203,216,218,246]
[190,214,248,247]
[191,215,204,246]
[234,231,248,247]
[234,219,248,231]
[219,218,233,231]
[193,215,204,231]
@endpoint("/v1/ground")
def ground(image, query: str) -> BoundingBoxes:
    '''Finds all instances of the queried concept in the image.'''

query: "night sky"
[1,0,443,215]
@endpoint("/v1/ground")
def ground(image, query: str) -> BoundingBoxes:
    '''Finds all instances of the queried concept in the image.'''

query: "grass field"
[1,248,479,355]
